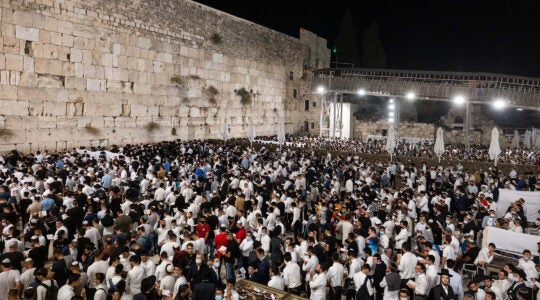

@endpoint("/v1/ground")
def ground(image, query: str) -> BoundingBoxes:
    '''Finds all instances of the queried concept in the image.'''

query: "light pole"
[453,96,469,151]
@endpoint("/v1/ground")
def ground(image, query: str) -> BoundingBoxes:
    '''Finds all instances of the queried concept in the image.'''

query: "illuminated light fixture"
[316,86,326,94]
[389,104,395,110]
[453,96,466,106]
[389,112,395,117]
[516,108,523,111]
[389,98,394,103]
[357,89,366,96]
[406,92,415,100]
[388,118,394,123]
[493,99,506,110]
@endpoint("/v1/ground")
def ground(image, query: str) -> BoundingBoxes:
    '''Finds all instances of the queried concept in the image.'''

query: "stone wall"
[0,0,328,152]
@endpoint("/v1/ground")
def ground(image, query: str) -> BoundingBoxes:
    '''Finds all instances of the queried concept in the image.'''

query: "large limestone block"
[43,101,67,116]
[86,79,105,91]
[13,11,33,27]
[37,116,57,129]
[56,117,78,128]
[0,100,28,115]
[84,102,122,117]
[1,85,18,100]
[5,54,23,71]
[130,104,148,117]
[15,26,39,42]
[65,76,86,90]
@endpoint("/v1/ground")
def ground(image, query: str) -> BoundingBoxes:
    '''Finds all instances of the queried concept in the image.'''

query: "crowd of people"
[256,136,540,166]
[0,138,538,300]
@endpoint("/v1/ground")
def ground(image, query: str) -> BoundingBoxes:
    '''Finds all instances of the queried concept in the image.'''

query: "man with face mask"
[187,253,209,288]
[518,249,536,274]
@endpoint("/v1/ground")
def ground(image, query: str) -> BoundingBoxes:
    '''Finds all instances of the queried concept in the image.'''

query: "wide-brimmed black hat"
[438,269,453,277]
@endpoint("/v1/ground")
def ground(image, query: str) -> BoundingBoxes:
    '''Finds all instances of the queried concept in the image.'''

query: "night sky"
[194,0,540,78]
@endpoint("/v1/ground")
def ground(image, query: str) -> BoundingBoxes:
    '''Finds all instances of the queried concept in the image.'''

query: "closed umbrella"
[248,122,256,148]
[434,127,445,163]
[221,121,229,143]
[511,130,520,148]
[523,130,531,149]
[277,123,286,150]
[488,127,502,166]
[385,127,396,161]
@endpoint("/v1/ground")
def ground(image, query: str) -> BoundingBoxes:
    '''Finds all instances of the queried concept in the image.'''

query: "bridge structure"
[311,68,540,150]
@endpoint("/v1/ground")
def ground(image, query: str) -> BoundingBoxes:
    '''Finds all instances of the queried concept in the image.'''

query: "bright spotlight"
[389,112,395,117]
[388,118,394,123]
[453,96,466,106]
[357,89,366,96]
[493,99,506,110]
[406,92,415,100]
[389,98,394,103]
[389,104,395,110]
[516,108,523,111]
[316,86,326,94]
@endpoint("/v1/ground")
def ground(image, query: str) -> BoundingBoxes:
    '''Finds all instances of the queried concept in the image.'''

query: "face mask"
[400,298,408,300]
[490,215,495,218]
[1,222,5,226]
[196,259,202,265]
[524,257,529,261]
[214,262,220,268]
[463,221,468,225]
[215,296,222,300]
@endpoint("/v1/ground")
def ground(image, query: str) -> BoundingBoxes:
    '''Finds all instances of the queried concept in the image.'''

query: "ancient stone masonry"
[0,0,329,152]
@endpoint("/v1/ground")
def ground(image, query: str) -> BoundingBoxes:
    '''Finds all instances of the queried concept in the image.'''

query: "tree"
[361,19,387,68]
[333,8,360,65]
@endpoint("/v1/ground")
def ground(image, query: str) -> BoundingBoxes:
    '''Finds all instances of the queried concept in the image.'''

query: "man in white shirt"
[282,253,301,295]
[308,264,327,300]
[267,267,285,291]
[394,221,409,251]
[327,253,344,299]
[398,243,417,283]
[57,273,81,300]
[126,256,146,294]
[353,263,374,298]
[518,249,537,274]
[407,262,428,300]
[303,247,319,283]
[83,220,101,249]
[474,243,496,273]
[87,254,109,289]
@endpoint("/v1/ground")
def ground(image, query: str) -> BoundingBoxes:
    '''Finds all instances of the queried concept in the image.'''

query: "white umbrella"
[536,134,540,150]
[221,121,229,143]
[248,122,256,148]
[385,127,396,161]
[523,130,531,149]
[511,130,520,148]
[488,127,502,166]
[434,127,445,163]
[277,123,286,150]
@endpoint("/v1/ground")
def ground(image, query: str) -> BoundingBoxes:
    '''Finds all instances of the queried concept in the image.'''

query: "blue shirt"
[42,198,55,211]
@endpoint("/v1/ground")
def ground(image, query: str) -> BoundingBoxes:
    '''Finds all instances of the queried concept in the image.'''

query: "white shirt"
[303,255,319,281]
[84,227,101,248]
[353,271,374,295]
[282,261,302,288]
[126,265,146,294]
[57,284,76,300]
[309,272,327,300]
[141,259,156,277]
[327,262,344,287]
[474,248,494,266]
[394,227,408,250]
[94,283,108,300]
[87,260,109,288]
[412,273,429,296]
[268,275,285,290]
[398,252,418,279]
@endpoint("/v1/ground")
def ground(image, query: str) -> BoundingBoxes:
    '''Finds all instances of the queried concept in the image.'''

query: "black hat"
[141,275,156,293]
[438,269,453,277]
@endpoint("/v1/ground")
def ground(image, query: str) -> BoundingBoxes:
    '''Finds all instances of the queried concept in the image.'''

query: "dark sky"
[194,0,540,78]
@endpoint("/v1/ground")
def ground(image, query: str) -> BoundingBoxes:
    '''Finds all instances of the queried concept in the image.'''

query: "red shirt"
[196,223,211,240]
[236,227,246,243]
[214,232,228,257]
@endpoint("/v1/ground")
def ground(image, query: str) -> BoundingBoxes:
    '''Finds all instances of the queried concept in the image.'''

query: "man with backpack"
[57,273,83,300]
[93,273,108,300]
[34,268,58,300]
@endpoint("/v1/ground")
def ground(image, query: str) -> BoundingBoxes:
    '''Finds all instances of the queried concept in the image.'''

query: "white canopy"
[385,127,396,155]
[434,127,445,162]
[221,122,229,142]
[248,123,256,146]
[277,123,286,146]
[488,127,502,165]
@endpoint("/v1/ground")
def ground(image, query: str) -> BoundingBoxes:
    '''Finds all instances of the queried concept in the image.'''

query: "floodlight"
[453,96,466,106]
[389,98,394,103]
[516,108,523,111]
[406,92,415,100]
[493,99,506,110]
[388,118,394,123]
[389,104,395,110]
[389,112,395,117]
[358,89,366,96]
[316,86,326,94]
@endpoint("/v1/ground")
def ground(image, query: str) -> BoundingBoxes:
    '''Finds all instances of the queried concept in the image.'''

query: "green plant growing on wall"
[146,122,160,132]
[182,97,190,104]
[209,97,218,106]
[85,125,100,135]
[207,85,219,96]
[0,128,13,138]
[210,33,222,45]
[170,75,184,86]
[235,88,252,106]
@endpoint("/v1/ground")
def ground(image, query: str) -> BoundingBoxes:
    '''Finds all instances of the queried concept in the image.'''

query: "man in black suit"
[193,269,217,300]
[430,269,455,300]
[373,254,387,300]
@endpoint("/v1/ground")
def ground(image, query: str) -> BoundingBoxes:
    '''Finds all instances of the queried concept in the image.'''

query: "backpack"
[107,278,124,300]
[39,281,58,300]
[355,276,373,300]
